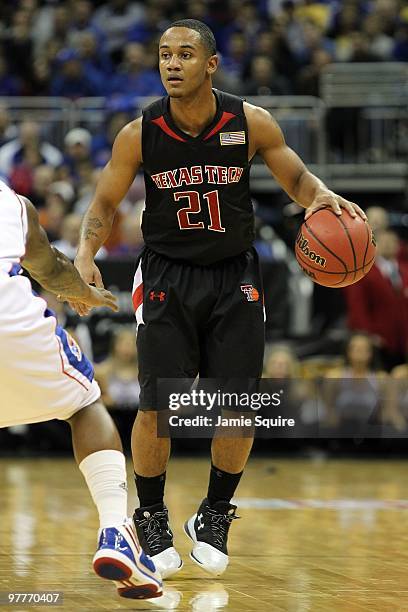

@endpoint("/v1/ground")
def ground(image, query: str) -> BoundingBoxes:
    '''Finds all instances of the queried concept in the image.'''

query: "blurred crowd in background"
[0,0,408,440]
[1,0,408,98]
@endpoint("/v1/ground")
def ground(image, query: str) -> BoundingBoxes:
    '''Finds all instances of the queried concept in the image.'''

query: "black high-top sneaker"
[133,504,183,578]
[184,498,240,575]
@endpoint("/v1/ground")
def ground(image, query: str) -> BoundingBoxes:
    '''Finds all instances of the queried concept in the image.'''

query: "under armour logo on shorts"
[149,291,166,301]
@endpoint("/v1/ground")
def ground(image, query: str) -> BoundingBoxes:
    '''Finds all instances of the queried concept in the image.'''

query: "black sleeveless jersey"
[141,89,254,265]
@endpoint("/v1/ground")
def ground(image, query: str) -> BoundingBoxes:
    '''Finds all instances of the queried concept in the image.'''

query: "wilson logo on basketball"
[296,232,327,268]
[240,284,260,302]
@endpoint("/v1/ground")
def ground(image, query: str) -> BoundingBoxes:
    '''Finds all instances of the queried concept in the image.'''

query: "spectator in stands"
[76,159,95,200]
[244,55,290,95]
[294,0,331,30]
[38,190,68,242]
[28,1,55,56]
[73,168,102,216]
[264,344,300,379]
[0,120,63,179]
[254,25,299,79]
[212,62,243,95]
[366,205,408,264]
[263,344,313,427]
[185,0,208,25]
[232,1,263,48]
[95,327,140,410]
[347,32,382,63]
[52,213,107,260]
[3,8,34,93]
[68,0,106,49]
[222,32,250,80]
[366,205,389,233]
[109,42,165,97]
[50,48,103,98]
[52,5,71,46]
[385,361,408,431]
[92,0,145,62]
[73,30,113,78]
[48,179,75,210]
[31,6,71,69]
[279,1,307,60]
[127,3,164,45]
[63,127,92,183]
[109,207,144,259]
[344,229,408,369]
[28,164,56,208]
[362,12,394,60]
[0,105,18,151]
[0,53,22,96]
[91,103,132,168]
[296,48,332,96]
[393,22,408,61]
[322,333,388,428]
[30,55,51,96]
[329,2,363,45]
[295,20,334,67]
[375,0,400,37]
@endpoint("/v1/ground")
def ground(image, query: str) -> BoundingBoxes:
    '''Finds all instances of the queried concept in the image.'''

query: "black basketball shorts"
[132,247,265,410]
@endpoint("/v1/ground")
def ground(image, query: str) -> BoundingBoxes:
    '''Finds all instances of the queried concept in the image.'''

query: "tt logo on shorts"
[240,284,260,302]
[149,290,166,302]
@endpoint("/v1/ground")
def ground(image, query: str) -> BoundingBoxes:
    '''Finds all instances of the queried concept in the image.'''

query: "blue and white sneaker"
[93,519,163,599]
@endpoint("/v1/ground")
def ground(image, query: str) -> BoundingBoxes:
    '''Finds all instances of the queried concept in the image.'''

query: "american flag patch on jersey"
[219,131,246,145]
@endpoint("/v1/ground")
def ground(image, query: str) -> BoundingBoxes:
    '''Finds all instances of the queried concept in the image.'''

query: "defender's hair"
[167,19,217,56]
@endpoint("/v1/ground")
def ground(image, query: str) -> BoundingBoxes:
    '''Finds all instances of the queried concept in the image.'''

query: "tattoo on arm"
[84,229,99,239]
[87,217,103,229]
[83,216,104,241]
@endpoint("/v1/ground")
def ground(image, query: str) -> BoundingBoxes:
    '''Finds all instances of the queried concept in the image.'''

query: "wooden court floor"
[1,457,408,612]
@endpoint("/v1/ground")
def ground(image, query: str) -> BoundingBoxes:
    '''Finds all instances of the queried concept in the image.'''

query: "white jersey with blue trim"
[0,179,28,274]
[0,179,101,427]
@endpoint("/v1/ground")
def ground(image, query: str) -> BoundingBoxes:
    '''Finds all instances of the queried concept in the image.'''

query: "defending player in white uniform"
[0,180,162,600]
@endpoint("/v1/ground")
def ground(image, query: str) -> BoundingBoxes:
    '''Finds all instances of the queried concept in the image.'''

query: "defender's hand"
[61,286,118,316]
[305,190,367,221]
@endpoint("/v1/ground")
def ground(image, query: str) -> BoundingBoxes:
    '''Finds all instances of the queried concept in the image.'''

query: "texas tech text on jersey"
[151,165,244,189]
[141,90,255,266]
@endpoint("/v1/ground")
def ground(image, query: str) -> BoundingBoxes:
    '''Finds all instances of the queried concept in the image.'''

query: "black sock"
[207,463,243,506]
[135,471,166,508]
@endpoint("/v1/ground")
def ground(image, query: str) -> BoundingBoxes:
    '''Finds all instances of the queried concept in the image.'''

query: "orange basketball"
[295,207,376,288]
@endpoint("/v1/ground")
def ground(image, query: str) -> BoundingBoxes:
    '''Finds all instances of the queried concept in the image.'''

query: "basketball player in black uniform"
[74,20,366,577]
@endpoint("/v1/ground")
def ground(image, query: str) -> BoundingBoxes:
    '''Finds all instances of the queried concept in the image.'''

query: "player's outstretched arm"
[245,103,366,220]
[22,197,118,312]
[75,118,143,285]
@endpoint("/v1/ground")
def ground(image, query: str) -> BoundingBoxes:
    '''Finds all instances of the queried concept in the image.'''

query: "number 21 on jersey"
[173,190,225,233]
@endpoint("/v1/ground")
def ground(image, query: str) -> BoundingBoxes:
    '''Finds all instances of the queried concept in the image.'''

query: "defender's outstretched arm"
[22,197,117,311]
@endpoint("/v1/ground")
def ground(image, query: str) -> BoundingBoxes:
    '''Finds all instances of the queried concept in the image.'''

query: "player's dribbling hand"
[305,190,367,221]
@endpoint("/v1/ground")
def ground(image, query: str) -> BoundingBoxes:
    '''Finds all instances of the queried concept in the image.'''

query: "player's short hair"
[167,19,217,56]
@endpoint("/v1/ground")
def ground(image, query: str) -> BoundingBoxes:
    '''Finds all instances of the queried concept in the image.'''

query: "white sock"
[79,449,128,529]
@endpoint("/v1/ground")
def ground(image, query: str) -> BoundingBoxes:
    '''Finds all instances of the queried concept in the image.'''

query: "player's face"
[159,27,217,98]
